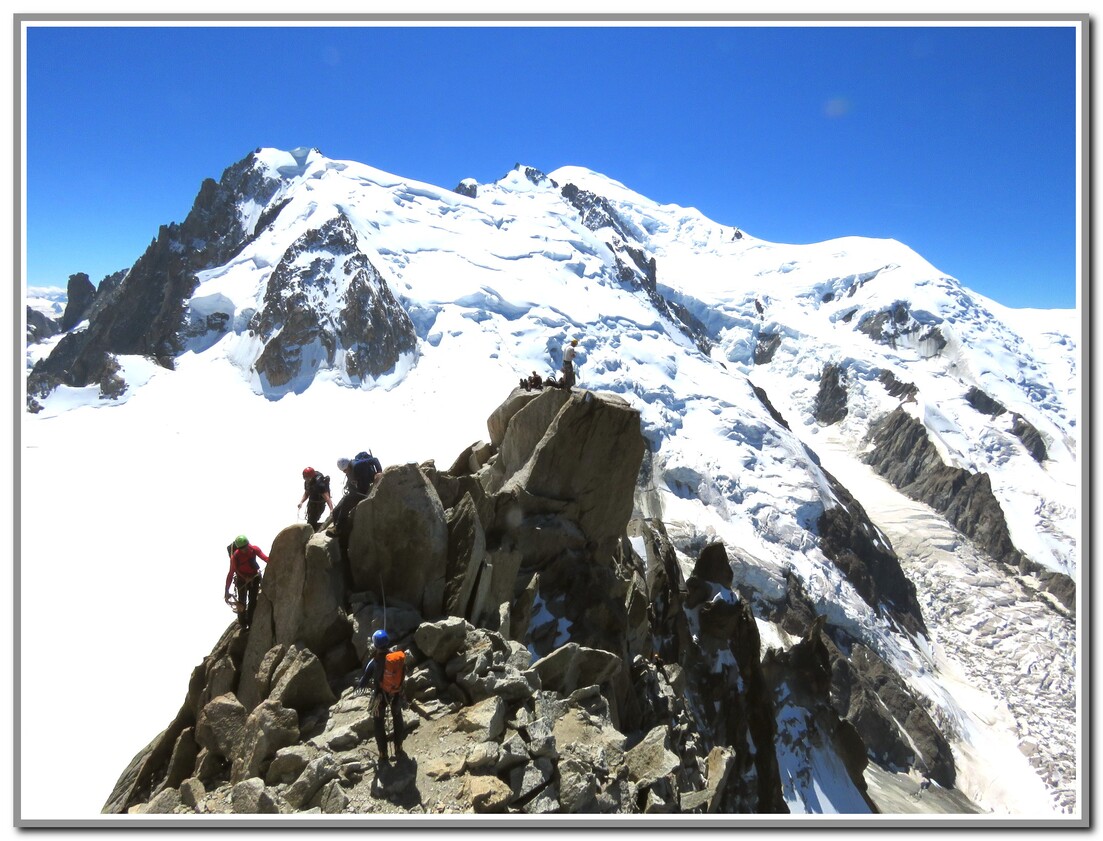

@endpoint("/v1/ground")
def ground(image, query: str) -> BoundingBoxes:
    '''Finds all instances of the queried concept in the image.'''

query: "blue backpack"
[351,450,382,493]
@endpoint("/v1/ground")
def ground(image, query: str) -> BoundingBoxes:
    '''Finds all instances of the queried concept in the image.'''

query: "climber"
[224,535,269,631]
[297,466,333,532]
[559,338,579,389]
[355,629,406,763]
[520,371,544,392]
[330,451,383,557]
[350,450,384,494]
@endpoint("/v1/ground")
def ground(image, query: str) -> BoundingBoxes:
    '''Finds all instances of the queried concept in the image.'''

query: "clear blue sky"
[25,22,1079,309]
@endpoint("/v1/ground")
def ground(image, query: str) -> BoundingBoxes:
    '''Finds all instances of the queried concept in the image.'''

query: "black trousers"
[234,574,260,629]
[332,490,367,557]
[332,490,366,529]
[306,497,325,530]
[374,692,405,757]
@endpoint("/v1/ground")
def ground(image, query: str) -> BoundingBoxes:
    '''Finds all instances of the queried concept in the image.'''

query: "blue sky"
[24,22,1080,309]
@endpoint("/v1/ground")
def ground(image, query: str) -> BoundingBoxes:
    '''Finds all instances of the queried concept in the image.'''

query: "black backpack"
[312,473,331,496]
[351,450,382,493]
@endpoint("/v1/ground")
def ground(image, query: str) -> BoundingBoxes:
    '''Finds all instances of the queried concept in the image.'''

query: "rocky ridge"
[105,387,973,817]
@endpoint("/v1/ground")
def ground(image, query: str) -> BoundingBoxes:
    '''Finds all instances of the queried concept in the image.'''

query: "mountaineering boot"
[376,731,389,764]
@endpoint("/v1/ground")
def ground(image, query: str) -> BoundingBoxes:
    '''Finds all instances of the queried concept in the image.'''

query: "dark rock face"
[251,213,417,394]
[59,272,96,331]
[965,386,1006,417]
[501,390,645,551]
[857,302,947,357]
[521,165,551,186]
[964,387,1049,462]
[252,197,292,240]
[28,151,284,402]
[878,369,918,401]
[692,542,734,589]
[825,636,955,788]
[866,409,1019,562]
[560,182,637,243]
[483,390,648,667]
[338,260,417,382]
[857,302,909,341]
[1011,414,1048,463]
[764,580,951,795]
[760,616,875,810]
[26,307,59,344]
[751,385,791,430]
[85,269,128,325]
[816,468,928,638]
[454,180,478,199]
[753,332,781,365]
[643,522,786,813]
[640,522,694,666]
[865,407,1073,612]
[813,363,848,425]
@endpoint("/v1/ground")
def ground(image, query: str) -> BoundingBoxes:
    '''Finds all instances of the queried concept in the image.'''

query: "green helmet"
[234,535,249,548]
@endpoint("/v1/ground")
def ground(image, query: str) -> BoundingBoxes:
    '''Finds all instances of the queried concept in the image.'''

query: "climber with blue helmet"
[224,535,269,631]
[355,627,407,763]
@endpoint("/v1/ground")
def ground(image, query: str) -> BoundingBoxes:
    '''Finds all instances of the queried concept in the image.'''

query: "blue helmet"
[372,630,389,650]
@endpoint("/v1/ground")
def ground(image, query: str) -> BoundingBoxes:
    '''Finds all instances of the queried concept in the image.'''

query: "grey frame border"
[12,11,1090,829]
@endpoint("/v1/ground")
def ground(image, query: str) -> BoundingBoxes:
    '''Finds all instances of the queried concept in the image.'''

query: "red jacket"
[225,544,269,591]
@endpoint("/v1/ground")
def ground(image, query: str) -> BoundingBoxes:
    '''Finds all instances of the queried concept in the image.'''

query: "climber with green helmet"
[224,535,269,631]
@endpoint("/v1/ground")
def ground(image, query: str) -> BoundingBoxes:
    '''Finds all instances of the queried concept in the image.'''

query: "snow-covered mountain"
[21,146,1080,820]
[26,285,66,319]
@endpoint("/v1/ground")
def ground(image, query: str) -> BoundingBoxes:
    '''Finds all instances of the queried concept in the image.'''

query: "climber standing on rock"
[559,337,579,389]
[224,535,269,631]
[355,629,406,764]
[297,466,333,532]
[330,450,383,553]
